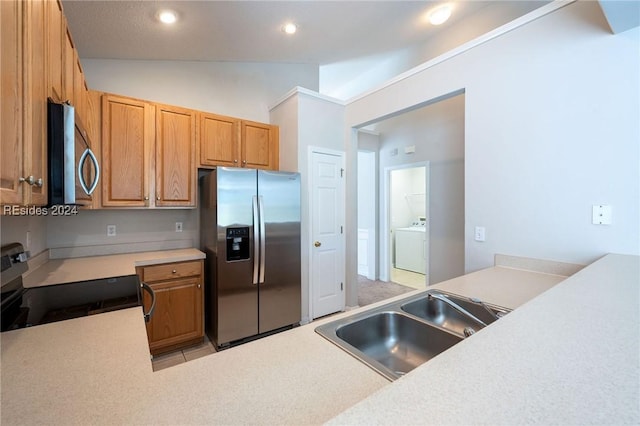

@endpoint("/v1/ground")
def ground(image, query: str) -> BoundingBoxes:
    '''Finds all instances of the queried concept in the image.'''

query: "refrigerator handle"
[258,195,266,284]
[252,195,260,285]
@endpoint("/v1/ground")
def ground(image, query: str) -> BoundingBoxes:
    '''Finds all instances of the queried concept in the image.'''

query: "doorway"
[353,91,465,308]
[387,164,429,289]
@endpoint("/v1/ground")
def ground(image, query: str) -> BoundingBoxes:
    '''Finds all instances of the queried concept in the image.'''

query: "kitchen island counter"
[3,254,636,425]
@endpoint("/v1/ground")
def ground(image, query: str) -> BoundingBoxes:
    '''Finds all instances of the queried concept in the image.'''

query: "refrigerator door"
[257,170,301,333]
[216,168,259,344]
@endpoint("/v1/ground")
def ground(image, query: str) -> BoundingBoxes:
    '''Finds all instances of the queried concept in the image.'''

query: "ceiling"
[62,1,549,65]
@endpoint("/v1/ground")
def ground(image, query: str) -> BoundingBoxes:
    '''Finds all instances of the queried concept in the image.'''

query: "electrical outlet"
[107,225,116,237]
[175,222,183,232]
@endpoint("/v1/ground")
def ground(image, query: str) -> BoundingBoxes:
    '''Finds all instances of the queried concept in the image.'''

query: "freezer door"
[216,168,258,344]
[257,170,301,333]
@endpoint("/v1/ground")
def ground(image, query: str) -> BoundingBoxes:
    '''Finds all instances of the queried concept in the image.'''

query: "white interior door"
[310,149,345,319]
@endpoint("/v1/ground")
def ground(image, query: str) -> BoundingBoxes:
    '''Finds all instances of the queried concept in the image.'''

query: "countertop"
[22,248,205,287]
[2,254,638,425]
[328,253,640,425]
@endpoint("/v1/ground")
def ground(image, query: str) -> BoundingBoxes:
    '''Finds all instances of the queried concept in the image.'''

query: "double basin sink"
[315,290,510,380]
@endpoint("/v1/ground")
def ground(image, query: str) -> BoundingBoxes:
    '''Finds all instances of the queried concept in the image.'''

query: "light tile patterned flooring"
[391,267,427,290]
[151,336,217,372]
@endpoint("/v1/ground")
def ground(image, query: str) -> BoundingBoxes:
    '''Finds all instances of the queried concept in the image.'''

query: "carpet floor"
[357,275,416,307]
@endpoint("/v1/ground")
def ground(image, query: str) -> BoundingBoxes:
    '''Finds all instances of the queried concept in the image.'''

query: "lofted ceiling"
[62,1,550,65]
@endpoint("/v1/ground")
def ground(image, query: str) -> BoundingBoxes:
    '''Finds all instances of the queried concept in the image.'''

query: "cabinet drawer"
[139,260,202,282]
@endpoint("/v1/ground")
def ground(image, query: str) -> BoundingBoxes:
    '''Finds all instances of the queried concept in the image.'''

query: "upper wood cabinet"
[241,120,279,170]
[101,94,154,207]
[199,112,240,168]
[46,0,63,102]
[199,113,279,171]
[155,104,197,207]
[101,94,197,208]
[1,0,47,207]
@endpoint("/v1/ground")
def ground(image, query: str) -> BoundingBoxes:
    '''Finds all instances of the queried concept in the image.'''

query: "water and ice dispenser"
[226,227,250,261]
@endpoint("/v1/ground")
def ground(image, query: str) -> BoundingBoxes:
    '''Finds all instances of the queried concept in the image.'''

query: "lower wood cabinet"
[136,259,204,356]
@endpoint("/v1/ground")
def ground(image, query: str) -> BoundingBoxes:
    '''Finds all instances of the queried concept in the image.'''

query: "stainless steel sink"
[333,311,462,380]
[401,292,510,336]
[315,289,510,380]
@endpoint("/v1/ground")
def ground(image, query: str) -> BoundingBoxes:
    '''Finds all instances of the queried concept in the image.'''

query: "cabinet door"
[73,54,87,124]
[199,112,240,168]
[142,277,203,355]
[155,105,196,207]
[1,0,24,205]
[62,24,74,103]
[241,120,279,170]
[101,94,153,207]
[23,0,48,206]
[46,0,63,102]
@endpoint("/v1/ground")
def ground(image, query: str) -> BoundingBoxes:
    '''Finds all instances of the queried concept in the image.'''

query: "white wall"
[344,1,640,283]
[270,89,346,320]
[46,209,198,258]
[319,1,549,100]
[83,59,319,122]
[0,215,48,257]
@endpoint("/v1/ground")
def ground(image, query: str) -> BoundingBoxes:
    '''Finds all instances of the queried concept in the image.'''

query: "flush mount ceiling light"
[428,4,452,25]
[158,10,178,24]
[282,22,297,35]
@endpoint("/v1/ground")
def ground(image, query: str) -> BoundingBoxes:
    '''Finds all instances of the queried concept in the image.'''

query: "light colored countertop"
[328,253,640,425]
[2,254,637,425]
[22,248,205,287]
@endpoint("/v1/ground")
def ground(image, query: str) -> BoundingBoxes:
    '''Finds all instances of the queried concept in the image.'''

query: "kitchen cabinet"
[137,260,204,356]
[101,94,154,207]
[241,120,279,170]
[46,0,64,102]
[155,104,197,207]
[199,113,279,171]
[0,0,47,207]
[101,94,197,208]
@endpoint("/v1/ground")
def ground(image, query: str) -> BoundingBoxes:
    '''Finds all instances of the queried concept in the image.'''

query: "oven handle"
[140,282,156,323]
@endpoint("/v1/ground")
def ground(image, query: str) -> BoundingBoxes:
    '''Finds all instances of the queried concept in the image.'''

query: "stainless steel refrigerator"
[200,168,301,349]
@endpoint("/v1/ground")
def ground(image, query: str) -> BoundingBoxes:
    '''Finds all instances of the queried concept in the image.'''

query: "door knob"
[314,241,321,247]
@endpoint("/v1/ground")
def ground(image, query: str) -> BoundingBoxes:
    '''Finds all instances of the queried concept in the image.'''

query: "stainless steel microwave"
[47,100,100,206]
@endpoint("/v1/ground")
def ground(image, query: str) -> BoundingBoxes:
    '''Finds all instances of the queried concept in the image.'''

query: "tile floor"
[391,267,427,290]
[151,336,217,372]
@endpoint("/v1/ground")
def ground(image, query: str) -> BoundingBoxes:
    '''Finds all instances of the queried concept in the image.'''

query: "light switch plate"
[592,205,612,225]
[474,226,486,242]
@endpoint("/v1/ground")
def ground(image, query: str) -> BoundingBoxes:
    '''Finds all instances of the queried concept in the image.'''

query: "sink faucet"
[470,297,501,321]
[427,292,488,328]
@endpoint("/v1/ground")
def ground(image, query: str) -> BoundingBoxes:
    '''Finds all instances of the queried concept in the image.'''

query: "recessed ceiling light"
[282,22,297,35]
[428,4,452,26]
[158,10,178,25]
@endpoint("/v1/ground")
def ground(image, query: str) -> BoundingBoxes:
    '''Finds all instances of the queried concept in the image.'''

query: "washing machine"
[395,221,426,274]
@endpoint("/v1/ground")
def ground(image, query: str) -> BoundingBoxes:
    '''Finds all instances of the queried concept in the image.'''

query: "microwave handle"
[77,148,100,195]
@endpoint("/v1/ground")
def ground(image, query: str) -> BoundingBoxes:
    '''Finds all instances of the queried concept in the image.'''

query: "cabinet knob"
[34,178,43,188]
[242,160,247,165]
[234,159,238,164]
[144,196,149,201]
[172,269,177,274]
[19,176,35,185]
[156,195,161,201]
[197,284,201,289]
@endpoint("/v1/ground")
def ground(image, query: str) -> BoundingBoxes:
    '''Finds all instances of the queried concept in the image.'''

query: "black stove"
[1,243,151,332]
